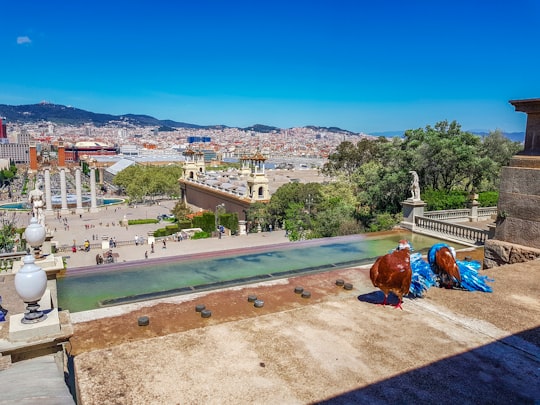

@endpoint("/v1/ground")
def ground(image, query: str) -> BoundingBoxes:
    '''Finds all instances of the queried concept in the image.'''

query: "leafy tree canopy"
[113,164,183,202]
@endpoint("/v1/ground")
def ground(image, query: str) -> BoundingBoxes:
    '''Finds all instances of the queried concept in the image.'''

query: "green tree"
[246,202,270,232]
[171,201,193,221]
[0,214,18,253]
[322,120,507,230]
[478,130,523,190]
[267,182,322,229]
[322,138,386,178]
[113,164,183,202]
[311,181,360,237]
[283,202,310,241]
[0,162,17,186]
[403,120,484,192]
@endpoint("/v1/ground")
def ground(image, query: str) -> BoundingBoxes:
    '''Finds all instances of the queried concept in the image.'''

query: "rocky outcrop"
[483,238,540,268]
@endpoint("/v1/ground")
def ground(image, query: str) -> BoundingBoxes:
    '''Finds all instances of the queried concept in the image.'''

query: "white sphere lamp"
[24,217,47,258]
[14,254,48,323]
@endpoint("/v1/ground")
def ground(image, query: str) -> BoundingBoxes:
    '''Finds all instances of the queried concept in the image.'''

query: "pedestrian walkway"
[65,228,289,269]
[0,354,74,405]
[29,200,290,269]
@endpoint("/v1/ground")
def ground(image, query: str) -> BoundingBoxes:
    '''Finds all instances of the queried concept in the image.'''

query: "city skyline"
[2,1,539,134]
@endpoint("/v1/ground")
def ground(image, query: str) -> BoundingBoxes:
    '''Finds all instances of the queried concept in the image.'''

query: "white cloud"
[17,36,32,45]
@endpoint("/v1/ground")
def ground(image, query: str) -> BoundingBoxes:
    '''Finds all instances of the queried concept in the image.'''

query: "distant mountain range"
[0,102,524,142]
[0,102,209,130]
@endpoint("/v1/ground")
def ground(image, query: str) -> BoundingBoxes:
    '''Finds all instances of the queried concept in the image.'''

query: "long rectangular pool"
[57,233,465,312]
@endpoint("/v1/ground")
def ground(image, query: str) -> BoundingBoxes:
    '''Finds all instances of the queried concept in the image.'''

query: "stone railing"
[478,207,498,218]
[423,206,497,222]
[414,216,488,245]
[0,252,29,273]
[423,209,470,221]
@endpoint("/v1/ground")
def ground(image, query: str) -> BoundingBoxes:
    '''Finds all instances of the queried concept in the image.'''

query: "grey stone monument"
[483,98,540,267]
[400,170,426,231]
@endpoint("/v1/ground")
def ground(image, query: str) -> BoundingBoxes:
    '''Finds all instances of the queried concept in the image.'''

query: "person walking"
[145,251,148,259]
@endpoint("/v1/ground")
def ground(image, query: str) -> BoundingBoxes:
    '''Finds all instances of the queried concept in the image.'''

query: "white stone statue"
[28,181,46,229]
[409,170,421,201]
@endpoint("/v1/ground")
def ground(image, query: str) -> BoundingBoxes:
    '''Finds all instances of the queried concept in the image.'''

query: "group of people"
[96,250,114,265]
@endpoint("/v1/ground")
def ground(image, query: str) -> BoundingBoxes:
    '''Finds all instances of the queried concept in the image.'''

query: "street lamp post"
[15,217,48,323]
[215,203,225,237]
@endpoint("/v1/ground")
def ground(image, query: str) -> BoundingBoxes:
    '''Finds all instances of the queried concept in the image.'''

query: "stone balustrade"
[414,216,488,245]
[423,209,470,221]
[0,252,27,273]
[423,206,497,222]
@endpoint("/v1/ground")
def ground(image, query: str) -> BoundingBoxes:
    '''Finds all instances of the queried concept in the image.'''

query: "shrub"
[219,213,239,235]
[165,224,179,232]
[368,213,401,232]
[191,231,210,240]
[177,220,192,230]
[478,191,498,207]
[128,219,159,225]
[153,225,179,237]
[192,212,216,233]
[422,189,468,211]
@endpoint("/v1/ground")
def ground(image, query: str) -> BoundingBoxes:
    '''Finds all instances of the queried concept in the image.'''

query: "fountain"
[57,233,468,313]
[0,196,124,211]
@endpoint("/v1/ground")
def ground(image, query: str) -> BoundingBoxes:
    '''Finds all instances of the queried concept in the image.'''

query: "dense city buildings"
[0,116,356,211]
[0,117,7,143]
[3,118,374,170]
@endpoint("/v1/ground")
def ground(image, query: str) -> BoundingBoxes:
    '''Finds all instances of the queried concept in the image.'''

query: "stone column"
[59,168,69,215]
[510,98,540,155]
[467,194,479,222]
[400,199,427,231]
[238,220,247,235]
[44,168,53,216]
[98,167,104,184]
[75,168,84,214]
[484,98,540,267]
[90,167,98,213]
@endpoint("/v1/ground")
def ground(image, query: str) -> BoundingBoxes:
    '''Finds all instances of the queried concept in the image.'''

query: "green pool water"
[57,232,463,312]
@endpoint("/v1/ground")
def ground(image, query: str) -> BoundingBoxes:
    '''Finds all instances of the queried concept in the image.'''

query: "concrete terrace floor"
[70,256,539,405]
[1,200,539,404]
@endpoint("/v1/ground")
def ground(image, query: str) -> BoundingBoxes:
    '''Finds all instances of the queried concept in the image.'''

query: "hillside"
[0,103,211,129]
[0,102,524,141]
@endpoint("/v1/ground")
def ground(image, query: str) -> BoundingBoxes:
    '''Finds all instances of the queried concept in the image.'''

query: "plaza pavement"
[16,200,290,269]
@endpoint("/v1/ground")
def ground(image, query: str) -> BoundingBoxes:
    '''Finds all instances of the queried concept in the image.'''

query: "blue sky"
[2,0,539,133]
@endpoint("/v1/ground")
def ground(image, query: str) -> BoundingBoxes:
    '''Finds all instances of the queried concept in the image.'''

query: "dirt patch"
[68,269,358,356]
[68,248,487,356]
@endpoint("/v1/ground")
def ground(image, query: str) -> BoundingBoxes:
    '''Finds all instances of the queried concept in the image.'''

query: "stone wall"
[484,239,540,268]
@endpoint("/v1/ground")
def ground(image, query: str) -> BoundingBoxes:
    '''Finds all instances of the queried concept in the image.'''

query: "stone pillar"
[90,167,98,213]
[75,168,84,214]
[44,168,53,216]
[484,98,540,268]
[468,193,479,222]
[57,141,66,167]
[510,98,540,155]
[98,167,104,184]
[59,168,69,215]
[400,199,427,231]
[29,142,38,172]
[238,220,247,235]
